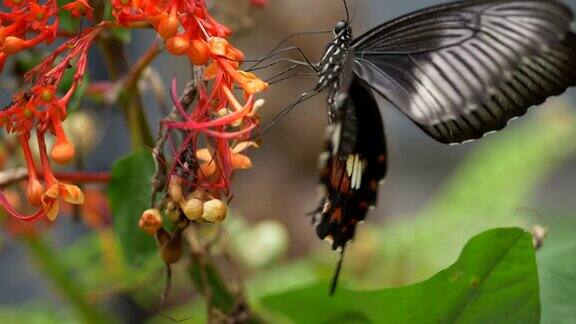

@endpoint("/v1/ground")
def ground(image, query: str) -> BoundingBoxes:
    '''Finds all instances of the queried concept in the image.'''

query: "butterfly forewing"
[315,77,387,250]
[351,0,576,143]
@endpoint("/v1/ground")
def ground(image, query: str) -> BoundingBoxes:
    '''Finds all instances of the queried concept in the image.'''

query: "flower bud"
[236,70,268,94]
[161,229,183,264]
[158,15,179,39]
[51,136,75,164]
[1,36,24,55]
[161,244,182,264]
[166,35,189,56]
[202,199,228,223]
[199,161,217,178]
[207,37,229,56]
[165,200,181,223]
[168,177,184,202]
[230,153,252,169]
[180,198,204,221]
[139,209,163,235]
[26,179,43,207]
[187,39,210,65]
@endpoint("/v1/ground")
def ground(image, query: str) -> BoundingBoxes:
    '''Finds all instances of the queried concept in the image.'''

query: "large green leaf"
[262,228,539,324]
[539,242,576,323]
[109,151,157,267]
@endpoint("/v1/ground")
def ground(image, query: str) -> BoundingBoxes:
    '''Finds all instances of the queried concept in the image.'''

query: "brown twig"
[122,42,163,92]
[184,224,260,323]
[0,168,111,188]
[150,72,198,207]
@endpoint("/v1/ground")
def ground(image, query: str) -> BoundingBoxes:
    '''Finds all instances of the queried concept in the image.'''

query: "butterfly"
[298,0,576,293]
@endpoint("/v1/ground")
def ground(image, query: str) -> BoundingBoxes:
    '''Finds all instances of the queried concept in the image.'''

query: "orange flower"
[196,141,259,179]
[234,70,269,94]
[41,182,85,221]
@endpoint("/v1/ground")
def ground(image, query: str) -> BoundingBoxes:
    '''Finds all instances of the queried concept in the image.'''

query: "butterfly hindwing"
[315,77,387,250]
[351,0,576,143]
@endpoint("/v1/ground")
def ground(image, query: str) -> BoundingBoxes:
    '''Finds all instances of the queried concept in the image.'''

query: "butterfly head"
[333,20,347,35]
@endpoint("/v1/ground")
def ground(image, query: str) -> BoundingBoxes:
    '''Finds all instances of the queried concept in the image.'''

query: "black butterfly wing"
[351,0,576,144]
[315,77,387,250]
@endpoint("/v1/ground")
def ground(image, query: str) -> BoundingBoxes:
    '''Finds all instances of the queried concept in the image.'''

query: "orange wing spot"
[330,207,342,223]
[330,162,351,194]
[370,180,379,191]
[377,154,387,164]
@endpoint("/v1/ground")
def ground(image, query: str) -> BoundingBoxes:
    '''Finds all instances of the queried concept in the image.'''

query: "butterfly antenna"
[252,89,318,139]
[330,245,347,296]
[343,0,351,23]
[350,4,359,24]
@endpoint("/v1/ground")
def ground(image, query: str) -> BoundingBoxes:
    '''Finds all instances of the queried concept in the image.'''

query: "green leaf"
[109,151,157,267]
[57,0,80,34]
[262,228,540,324]
[539,242,576,323]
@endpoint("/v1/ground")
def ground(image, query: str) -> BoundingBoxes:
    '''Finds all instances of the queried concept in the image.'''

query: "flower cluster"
[1,0,57,72]
[0,0,97,221]
[160,34,267,226]
[136,1,269,237]
[1,0,268,225]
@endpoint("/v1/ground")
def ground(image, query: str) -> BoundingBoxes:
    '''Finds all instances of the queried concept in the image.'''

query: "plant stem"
[23,235,110,323]
[99,36,154,151]
[185,228,262,323]
[123,43,162,91]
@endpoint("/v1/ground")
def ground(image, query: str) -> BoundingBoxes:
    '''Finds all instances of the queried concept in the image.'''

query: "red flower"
[61,0,94,20]
[25,2,50,30]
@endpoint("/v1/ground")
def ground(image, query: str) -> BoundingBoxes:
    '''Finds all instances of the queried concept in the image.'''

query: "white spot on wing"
[346,155,355,177]
[331,123,342,155]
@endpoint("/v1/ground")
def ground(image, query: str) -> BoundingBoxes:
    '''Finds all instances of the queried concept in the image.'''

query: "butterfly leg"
[252,89,319,138]
[248,57,313,72]
[243,29,332,69]
[264,63,318,85]
[245,45,318,73]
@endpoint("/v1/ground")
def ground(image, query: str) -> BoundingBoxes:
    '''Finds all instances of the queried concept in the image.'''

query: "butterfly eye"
[333,20,347,34]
